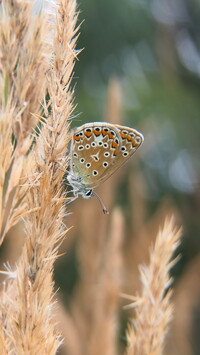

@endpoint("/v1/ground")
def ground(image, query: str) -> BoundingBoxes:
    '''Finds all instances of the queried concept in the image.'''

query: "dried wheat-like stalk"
[86,208,123,355]
[64,208,123,355]
[0,0,50,245]
[0,0,78,354]
[125,217,182,355]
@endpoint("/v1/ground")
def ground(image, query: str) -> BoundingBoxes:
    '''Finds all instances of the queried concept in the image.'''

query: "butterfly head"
[67,171,109,214]
[67,172,93,199]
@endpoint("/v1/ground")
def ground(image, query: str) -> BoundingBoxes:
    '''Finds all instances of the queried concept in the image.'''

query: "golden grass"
[64,208,124,355]
[166,255,200,355]
[0,1,183,354]
[0,0,78,353]
[0,0,51,245]
[125,217,182,355]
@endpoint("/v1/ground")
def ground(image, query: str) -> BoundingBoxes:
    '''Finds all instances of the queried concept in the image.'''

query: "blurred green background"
[1,1,200,354]
[57,0,200,353]
[72,0,200,264]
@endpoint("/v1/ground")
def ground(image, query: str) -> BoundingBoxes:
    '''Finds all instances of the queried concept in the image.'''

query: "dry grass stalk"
[125,217,182,355]
[86,207,123,355]
[0,0,50,245]
[165,255,200,355]
[0,0,78,354]
[64,208,124,355]
[124,190,181,295]
[105,77,123,124]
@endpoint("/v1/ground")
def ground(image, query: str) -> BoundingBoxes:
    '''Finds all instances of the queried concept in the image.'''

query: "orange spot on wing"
[121,133,127,139]
[114,148,119,156]
[94,129,101,136]
[109,132,115,139]
[74,135,82,141]
[132,140,139,147]
[102,130,109,136]
[112,141,118,149]
[127,135,133,142]
[84,131,92,138]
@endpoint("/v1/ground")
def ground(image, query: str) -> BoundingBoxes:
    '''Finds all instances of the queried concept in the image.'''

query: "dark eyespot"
[110,130,115,136]
[103,128,109,132]
[93,170,98,176]
[85,189,93,197]
[73,152,78,157]
[121,146,126,151]
[86,163,91,168]
[85,128,92,132]
[98,141,103,146]
[104,152,110,157]
[95,127,100,131]
[103,162,108,167]
[115,138,119,144]
[93,155,99,161]
[78,145,84,150]
[85,144,90,149]
[123,152,129,157]
[103,143,108,148]
[91,142,96,147]
[80,158,85,163]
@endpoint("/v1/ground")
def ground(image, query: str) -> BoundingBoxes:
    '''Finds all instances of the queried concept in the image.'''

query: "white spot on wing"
[91,152,100,161]
[94,135,103,143]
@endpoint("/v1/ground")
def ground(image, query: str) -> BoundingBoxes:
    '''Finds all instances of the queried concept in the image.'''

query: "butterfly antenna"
[92,191,109,215]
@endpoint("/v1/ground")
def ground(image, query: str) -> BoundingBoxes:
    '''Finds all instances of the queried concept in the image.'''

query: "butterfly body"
[68,122,144,209]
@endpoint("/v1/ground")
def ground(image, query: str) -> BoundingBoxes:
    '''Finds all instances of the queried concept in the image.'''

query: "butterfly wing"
[94,124,144,185]
[70,122,143,189]
[70,122,121,188]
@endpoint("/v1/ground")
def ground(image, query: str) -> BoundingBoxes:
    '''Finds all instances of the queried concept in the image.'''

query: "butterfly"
[67,122,144,213]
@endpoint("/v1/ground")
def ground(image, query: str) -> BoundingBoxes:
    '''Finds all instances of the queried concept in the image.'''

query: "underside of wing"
[70,122,144,189]
[93,124,144,184]
[70,123,122,188]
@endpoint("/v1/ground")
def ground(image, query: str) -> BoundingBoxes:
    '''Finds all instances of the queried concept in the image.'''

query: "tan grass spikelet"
[62,208,124,355]
[166,255,200,355]
[0,0,79,354]
[125,217,182,355]
[0,0,52,245]
[0,0,49,137]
